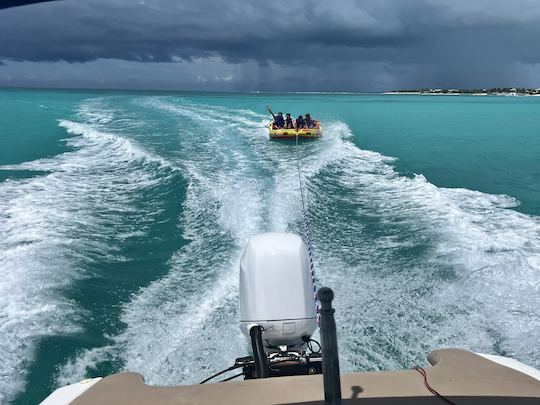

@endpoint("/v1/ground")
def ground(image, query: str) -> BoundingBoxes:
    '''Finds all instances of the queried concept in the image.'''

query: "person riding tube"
[266,106,285,129]
[275,112,285,128]
[285,113,293,129]
[295,115,305,129]
[305,113,314,129]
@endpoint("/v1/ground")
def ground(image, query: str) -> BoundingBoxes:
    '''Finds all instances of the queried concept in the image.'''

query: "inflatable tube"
[268,123,322,139]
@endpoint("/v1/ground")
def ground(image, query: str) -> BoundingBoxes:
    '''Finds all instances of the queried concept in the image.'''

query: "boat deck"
[70,349,540,404]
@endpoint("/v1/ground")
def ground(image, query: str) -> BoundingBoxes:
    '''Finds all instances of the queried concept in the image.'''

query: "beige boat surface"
[72,349,540,404]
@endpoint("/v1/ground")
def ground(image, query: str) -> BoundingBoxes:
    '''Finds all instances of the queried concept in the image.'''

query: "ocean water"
[0,89,539,404]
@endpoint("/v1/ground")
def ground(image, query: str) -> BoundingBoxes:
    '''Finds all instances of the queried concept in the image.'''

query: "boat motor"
[239,232,318,350]
[238,232,320,378]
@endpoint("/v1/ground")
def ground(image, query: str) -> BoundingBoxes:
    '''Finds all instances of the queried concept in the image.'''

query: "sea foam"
[0,102,176,402]
[56,99,540,390]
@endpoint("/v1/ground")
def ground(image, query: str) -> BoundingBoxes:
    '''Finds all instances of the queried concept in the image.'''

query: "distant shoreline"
[383,92,540,97]
[383,89,540,97]
[1,86,539,96]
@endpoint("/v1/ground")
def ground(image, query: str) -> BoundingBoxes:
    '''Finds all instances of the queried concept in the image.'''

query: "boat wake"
[0,102,178,403]
[55,97,540,389]
[2,96,538,401]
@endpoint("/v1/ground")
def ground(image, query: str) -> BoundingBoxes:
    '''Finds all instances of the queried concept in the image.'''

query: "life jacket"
[275,115,285,127]
[296,118,304,128]
[285,117,293,127]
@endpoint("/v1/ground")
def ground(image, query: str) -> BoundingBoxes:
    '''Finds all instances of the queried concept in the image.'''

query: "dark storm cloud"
[1,0,540,90]
[0,0,413,64]
[1,0,536,64]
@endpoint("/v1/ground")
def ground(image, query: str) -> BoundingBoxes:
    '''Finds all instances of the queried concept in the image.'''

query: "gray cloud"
[0,0,412,63]
[1,0,539,90]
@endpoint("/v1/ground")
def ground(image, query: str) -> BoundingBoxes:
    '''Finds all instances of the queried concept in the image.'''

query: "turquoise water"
[1,89,539,404]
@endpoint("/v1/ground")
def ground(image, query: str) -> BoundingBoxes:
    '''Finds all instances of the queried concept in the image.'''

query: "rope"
[295,133,319,322]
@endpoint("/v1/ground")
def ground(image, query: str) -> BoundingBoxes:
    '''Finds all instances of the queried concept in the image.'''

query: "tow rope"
[295,133,319,321]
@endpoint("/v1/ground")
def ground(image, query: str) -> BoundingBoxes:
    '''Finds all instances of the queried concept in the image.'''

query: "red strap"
[414,367,457,405]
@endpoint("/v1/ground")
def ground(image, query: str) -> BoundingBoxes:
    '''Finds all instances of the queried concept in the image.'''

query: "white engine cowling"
[239,232,317,350]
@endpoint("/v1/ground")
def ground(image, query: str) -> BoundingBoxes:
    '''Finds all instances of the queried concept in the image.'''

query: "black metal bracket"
[318,287,343,405]
[249,325,269,378]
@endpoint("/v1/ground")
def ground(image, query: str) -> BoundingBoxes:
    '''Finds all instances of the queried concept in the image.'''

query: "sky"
[1,0,540,91]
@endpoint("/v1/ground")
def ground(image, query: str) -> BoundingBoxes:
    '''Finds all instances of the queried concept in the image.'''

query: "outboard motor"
[238,232,321,379]
[240,232,317,350]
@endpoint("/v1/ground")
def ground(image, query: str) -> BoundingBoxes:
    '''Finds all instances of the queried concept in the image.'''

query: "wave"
[306,139,540,371]
[0,101,177,403]
[55,99,352,386]
[55,98,540,390]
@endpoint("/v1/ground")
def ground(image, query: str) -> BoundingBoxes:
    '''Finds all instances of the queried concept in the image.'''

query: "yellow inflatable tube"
[268,123,322,139]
